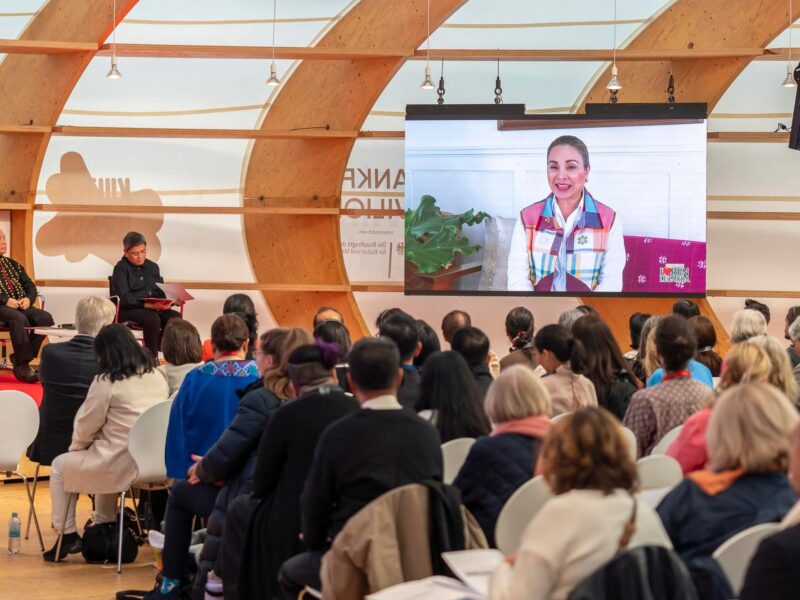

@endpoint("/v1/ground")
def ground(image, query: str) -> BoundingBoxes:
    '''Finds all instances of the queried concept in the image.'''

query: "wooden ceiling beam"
[0,39,98,54]
[97,43,413,60]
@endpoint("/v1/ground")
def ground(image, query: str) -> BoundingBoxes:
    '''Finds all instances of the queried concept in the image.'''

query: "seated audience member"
[234,343,360,599]
[379,313,422,409]
[157,318,203,396]
[0,227,55,382]
[673,299,701,319]
[27,296,115,467]
[575,304,598,316]
[745,298,771,324]
[534,324,597,416]
[312,305,343,329]
[689,315,723,378]
[624,315,710,457]
[313,317,351,390]
[646,319,714,389]
[413,319,441,370]
[572,315,641,420]
[375,307,412,333]
[750,335,800,405]
[45,324,169,561]
[454,365,551,546]
[499,306,542,374]
[730,308,768,344]
[165,315,259,479]
[785,307,800,368]
[490,408,672,600]
[110,231,181,360]
[740,423,800,600]
[667,342,772,475]
[631,315,663,382]
[624,311,651,362]
[557,308,584,332]
[789,316,800,388]
[657,383,798,567]
[441,309,471,346]
[452,326,495,400]
[145,328,309,599]
[415,351,490,442]
[201,294,258,361]
[278,337,443,597]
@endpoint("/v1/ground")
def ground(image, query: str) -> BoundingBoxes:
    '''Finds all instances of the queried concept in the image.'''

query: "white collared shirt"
[361,394,403,411]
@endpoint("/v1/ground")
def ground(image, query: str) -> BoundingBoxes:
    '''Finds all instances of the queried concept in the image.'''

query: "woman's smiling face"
[547,144,590,203]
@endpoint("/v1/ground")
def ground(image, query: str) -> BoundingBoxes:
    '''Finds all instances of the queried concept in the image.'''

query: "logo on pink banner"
[622,236,706,293]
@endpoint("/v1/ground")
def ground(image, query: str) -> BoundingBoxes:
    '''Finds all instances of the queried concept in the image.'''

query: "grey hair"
[558,309,585,332]
[730,309,768,344]
[75,296,116,336]
[788,316,800,344]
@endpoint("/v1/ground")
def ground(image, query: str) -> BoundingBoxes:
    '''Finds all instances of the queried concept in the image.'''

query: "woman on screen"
[507,135,625,293]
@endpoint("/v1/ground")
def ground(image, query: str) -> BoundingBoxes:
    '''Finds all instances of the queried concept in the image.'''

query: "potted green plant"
[405,195,490,274]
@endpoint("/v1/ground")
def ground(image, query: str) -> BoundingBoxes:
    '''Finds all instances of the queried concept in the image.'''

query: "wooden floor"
[0,480,156,599]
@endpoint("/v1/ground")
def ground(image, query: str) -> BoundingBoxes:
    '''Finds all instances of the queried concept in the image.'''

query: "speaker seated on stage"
[0,227,54,383]
[110,231,181,361]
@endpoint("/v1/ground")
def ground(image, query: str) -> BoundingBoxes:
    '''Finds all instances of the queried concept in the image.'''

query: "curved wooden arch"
[0,0,136,267]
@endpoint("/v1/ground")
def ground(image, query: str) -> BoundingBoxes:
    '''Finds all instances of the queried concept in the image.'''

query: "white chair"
[55,400,173,573]
[636,455,683,490]
[0,390,44,551]
[651,425,683,455]
[441,438,475,485]
[550,411,571,422]
[713,523,780,595]
[622,426,638,462]
[417,409,436,423]
[495,475,553,554]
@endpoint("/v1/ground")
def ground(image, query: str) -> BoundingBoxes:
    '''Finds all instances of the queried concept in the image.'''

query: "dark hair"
[786,306,800,340]
[451,326,490,367]
[689,315,723,377]
[288,343,339,371]
[414,320,441,368]
[347,337,401,392]
[161,319,202,366]
[745,299,771,325]
[576,304,597,316]
[123,231,146,250]
[416,351,490,443]
[534,324,584,371]
[547,135,590,169]
[95,324,154,382]
[629,312,651,350]
[441,310,472,342]
[375,307,412,329]
[655,315,697,372]
[313,319,351,363]
[313,305,343,328]
[210,314,249,354]
[505,307,534,350]
[222,294,258,350]
[572,315,640,403]
[672,299,700,319]
[379,314,420,362]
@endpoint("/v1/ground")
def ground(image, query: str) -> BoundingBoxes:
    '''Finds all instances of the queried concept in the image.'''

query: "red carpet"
[0,371,42,406]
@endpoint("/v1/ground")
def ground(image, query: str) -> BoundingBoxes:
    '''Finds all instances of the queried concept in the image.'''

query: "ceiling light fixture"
[266,0,281,87]
[421,0,435,90]
[783,0,798,87]
[106,0,122,79]
[607,0,622,92]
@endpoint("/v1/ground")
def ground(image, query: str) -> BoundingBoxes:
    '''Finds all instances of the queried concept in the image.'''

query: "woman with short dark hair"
[45,324,169,560]
[158,318,203,396]
[689,315,722,378]
[490,408,671,600]
[200,293,259,361]
[415,351,490,443]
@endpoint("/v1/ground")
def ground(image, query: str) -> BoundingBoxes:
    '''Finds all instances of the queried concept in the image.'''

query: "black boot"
[13,363,38,383]
[43,532,81,562]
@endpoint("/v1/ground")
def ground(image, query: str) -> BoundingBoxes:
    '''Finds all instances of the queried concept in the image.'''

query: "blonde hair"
[643,328,661,377]
[749,336,800,402]
[720,341,772,391]
[262,327,313,400]
[485,365,551,423]
[730,309,768,344]
[707,383,799,472]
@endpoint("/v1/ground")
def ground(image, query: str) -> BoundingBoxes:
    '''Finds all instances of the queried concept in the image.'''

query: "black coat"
[27,335,97,465]
[740,522,800,600]
[196,380,282,568]
[471,362,494,401]
[397,364,421,409]
[453,433,541,547]
[597,371,638,421]
[110,257,166,309]
[238,386,359,599]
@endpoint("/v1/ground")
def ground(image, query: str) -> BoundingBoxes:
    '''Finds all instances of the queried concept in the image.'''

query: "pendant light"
[420,0,435,89]
[266,0,281,86]
[106,0,122,79]
[782,0,797,87]
[606,0,622,91]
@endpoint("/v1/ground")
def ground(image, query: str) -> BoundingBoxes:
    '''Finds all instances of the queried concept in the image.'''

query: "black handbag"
[82,510,141,564]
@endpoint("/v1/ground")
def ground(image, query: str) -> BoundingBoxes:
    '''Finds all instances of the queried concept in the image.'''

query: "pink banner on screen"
[622,236,706,294]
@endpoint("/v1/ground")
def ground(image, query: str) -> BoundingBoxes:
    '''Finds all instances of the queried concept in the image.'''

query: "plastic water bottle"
[7,512,21,555]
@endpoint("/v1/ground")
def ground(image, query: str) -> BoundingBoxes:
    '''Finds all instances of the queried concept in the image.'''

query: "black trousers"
[0,305,54,364]
[118,307,181,358]
[279,550,325,599]
[162,479,219,581]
